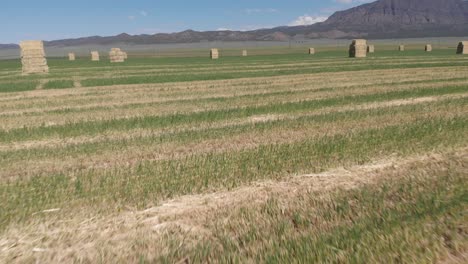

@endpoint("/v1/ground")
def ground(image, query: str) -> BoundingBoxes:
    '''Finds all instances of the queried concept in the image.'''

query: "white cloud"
[217,28,231,31]
[140,11,148,17]
[288,15,328,26]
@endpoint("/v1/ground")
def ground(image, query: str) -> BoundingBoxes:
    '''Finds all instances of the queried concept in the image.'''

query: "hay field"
[0,48,467,263]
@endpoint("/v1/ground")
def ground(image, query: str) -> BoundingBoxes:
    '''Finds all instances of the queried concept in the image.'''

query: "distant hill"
[0,44,19,49]
[326,0,468,27]
[2,0,468,49]
[319,0,468,38]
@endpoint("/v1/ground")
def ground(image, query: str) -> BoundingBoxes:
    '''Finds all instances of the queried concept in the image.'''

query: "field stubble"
[0,50,466,263]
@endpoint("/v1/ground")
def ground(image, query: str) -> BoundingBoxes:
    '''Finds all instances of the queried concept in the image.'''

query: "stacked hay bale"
[19,40,49,75]
[123,52,128,60]
[309,48,315,55]
[399,45,405,51]
[367,45,375,53]
[68,53,75,61]
[349,39,367,58]
[91,51,100,61]
[242,50,247,57]
[425,44,432,52]
[109,48,126,63]
[211,49,219,59]
[457,41,467,54]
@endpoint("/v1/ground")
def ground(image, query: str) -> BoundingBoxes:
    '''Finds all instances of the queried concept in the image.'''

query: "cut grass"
[0,83,465,142]
[0,49,467,262]
[79,61,468,87]
[0,116,466,230]
[3,73,467,122]
[0,81,37,93]
[1,97,465,168]
[1,148,465,263]
[43,79,75,89]
[1,51,467,91]
[157,154,466,263]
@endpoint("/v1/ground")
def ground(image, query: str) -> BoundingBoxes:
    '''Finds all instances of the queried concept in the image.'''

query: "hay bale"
[399,45,405,51]
[457,41,468,55]
[123,52,128,59]
[349,39,367,58]
[68,53,75,61]
[367,45,375,53]
[210,49,219,59]
[19,40,49,75]
[91,51,100,61]
[109,48,126,63]
[242,50,247,57]
[425,44,432,52]
[309,48,315,55]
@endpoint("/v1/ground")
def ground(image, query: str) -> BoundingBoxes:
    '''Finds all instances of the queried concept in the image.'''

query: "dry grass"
[1,66,468,130]
[0,148,465,263]
[1,96,466,180]
[0,52,467,263]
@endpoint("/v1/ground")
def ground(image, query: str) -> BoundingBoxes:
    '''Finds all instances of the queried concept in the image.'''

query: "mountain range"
[2,0,468,48]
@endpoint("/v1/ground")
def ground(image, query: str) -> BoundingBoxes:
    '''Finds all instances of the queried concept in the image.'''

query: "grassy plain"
[0,46,467,263]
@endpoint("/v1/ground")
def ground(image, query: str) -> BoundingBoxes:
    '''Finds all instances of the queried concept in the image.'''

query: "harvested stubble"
[399,45,405,51]
[0,52,467,263]
[68,53,75,61]
[19,40,49,75]
[367,45,375,53]
[457,41,467,55]
[425,44,433,52]
[349,39,367,58]
[242,50,247,57]
[109,48,126,63]
[309,48,315,55]
[91,51,100,61]
[211,48,219,59]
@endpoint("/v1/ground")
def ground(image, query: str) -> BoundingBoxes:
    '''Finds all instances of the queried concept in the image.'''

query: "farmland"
[0,47,467,263]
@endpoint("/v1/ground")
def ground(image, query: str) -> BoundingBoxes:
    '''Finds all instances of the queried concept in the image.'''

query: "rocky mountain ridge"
[2,0,468,48]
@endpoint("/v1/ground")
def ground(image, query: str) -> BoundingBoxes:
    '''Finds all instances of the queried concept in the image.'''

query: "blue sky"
[0,0,373,43]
